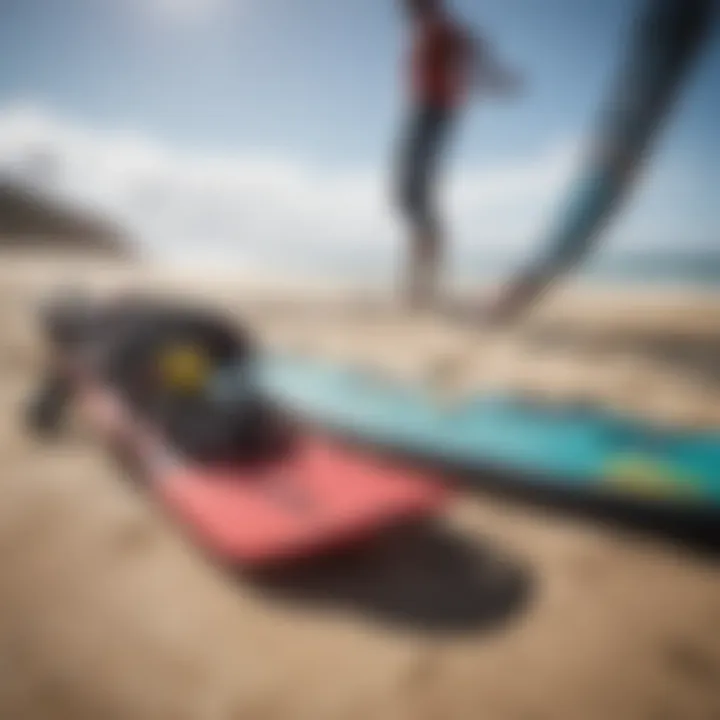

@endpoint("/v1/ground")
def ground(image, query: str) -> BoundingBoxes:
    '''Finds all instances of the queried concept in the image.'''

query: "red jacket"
[409,15,472,110]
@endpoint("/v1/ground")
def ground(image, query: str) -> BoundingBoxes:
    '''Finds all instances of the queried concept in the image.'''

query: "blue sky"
[0,0,717,276]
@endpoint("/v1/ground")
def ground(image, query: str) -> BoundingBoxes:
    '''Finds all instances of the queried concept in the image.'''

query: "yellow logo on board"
[157,344,211,393]
[605,455,700,501]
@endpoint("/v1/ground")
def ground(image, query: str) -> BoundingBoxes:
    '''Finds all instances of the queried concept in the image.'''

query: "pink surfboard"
[80,385,447,566]
[161,439,446,565]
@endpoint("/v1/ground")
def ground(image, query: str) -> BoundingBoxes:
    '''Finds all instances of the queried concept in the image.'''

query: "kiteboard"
[258,355,720,512]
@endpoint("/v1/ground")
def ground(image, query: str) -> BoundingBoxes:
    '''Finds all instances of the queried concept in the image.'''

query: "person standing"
[396,0,521,310]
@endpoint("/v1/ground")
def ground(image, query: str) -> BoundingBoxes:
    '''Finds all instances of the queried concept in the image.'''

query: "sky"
[0,0,717,278]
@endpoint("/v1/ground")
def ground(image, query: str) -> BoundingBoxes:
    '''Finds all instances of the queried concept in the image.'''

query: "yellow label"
[605,455,700,501]
[157,344,211,393]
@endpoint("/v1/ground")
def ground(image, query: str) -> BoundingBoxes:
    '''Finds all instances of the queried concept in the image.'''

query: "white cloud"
[0,103,585,277]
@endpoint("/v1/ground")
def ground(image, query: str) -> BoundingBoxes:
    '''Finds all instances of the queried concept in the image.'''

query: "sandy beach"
[1,252,719,720]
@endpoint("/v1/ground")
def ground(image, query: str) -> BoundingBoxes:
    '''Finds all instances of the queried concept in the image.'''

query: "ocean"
[155,244,720,289]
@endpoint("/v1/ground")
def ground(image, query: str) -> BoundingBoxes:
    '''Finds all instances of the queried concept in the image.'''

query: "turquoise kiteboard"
[259,355,720,511]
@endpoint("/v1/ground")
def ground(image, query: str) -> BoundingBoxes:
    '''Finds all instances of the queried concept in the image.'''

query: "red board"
[78,385,446,566]
[160,439,447,565]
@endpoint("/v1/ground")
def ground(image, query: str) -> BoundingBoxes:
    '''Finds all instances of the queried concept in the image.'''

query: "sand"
[1,252,719,720]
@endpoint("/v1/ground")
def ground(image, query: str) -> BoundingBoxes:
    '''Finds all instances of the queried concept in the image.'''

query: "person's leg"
[397,106,453,311]
[406,214,441,311]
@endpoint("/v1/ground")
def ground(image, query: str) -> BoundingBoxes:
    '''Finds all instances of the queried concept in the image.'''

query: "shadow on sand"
[466,466,720,558]
[244,520,535,637]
